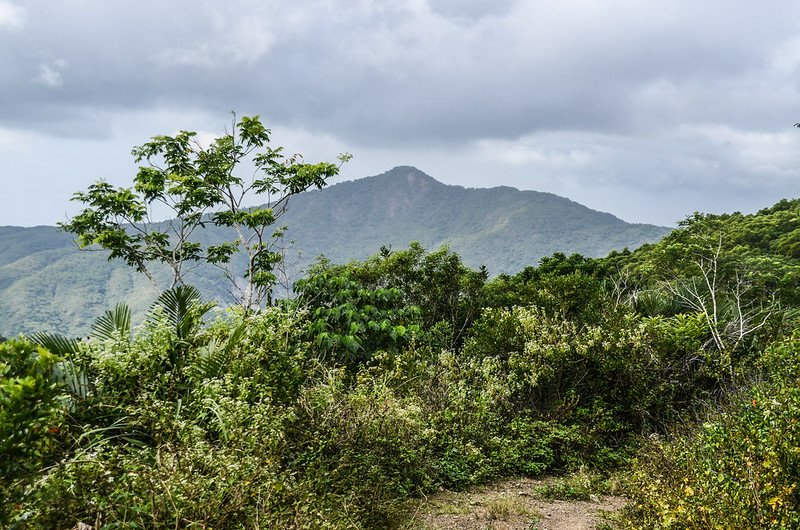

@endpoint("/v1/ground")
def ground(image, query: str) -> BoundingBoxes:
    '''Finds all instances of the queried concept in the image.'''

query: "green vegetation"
[536,468,617,501]
[619,334,800,528]
[3,127,800,527]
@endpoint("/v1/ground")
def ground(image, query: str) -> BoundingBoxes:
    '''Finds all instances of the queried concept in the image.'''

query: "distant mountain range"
[0,166,670,336]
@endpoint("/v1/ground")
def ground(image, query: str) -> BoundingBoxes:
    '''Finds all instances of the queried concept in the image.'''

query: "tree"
[61,114,351,308]
[663,233,772,369]
[637,214,783,374]
[294,264,422,368]
[319,243,488,349]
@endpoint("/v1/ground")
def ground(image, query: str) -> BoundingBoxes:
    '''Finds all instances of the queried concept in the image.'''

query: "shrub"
[286,367,434,527]
[620,335,800,528]
[295,268,421,368]
[462,306,653,467]
[0,338,67,526]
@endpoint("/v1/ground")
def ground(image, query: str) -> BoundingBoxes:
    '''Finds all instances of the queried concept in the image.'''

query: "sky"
[1,0,800,227]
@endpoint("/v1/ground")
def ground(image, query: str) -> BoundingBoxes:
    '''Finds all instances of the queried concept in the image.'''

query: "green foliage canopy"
[295,263,422,367]
[305,243,488,351]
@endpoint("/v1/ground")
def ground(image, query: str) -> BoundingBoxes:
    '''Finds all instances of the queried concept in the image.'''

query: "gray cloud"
[427,0,516,20]
[1,0,800,227]
[0,0,24,30]
[2,1,798,141]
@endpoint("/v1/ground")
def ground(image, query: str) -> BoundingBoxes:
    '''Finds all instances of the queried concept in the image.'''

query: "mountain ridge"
[280,166,668,271]
[0,166,671,336]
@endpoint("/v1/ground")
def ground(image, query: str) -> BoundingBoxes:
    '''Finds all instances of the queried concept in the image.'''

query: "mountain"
[281,166,669,272]
[0,166,670,336]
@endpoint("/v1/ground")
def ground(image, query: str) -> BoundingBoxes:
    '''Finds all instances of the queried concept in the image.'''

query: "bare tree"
[665,233,772,373]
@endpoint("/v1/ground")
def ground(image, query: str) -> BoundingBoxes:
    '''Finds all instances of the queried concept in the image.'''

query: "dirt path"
[406,477,626,530]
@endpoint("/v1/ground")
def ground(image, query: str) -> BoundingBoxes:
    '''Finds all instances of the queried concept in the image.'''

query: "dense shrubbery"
[614,201,800,529]
[4,302,641,527]
[3,199,800,528]
[620,335,800,528]
[1,339,67,524]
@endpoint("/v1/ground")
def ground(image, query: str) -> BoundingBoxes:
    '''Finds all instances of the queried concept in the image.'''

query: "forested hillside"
[4,197,800,528]
[0,166,668,337]
[281,166,669,272]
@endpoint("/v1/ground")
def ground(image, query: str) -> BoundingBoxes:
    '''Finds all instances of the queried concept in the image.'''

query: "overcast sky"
[2,0,800,227]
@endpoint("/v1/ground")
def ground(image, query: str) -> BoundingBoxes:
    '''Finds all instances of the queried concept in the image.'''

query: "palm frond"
[28,332,91,400]
[191,321,246,381]
[148,284,214,340]
[90,303,132,342]
[29,331,80,356]
[634,290,679,317]
[53,359,91,400]
[202,398,229,441]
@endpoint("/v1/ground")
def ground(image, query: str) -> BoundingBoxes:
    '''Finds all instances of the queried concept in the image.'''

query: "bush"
[7,308,317,529]
[0,338,67,526]
[295,268,421,368]
[462,306,656,466]
[286,367,434,527]
[620,335,800,528]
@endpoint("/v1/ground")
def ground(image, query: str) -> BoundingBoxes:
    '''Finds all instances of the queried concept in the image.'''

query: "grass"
[484,495,535,520]
[535,468,618,501]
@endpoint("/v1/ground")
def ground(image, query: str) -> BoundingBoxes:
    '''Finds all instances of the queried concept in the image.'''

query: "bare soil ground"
[405,477,626,530]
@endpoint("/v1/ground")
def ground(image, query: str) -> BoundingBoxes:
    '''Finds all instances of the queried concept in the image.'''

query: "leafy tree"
[295,263,421,367]
[627,212,799,374]
[484,252,608,326]
[331,243,488,349]
[61,114,351,308]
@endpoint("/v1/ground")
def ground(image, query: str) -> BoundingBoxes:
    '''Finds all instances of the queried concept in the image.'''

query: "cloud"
[3,0,800,145]
[475,136,595,168]
[156,14,275,68]
[0,126,32,152]
[34,60,66,88]
[683,125,800,186]
[0,0,23,30]
[427,0,516,20]
[2,0,800,226]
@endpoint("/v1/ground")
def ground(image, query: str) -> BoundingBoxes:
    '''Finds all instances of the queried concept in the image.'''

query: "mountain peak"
[376,166,442,190]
